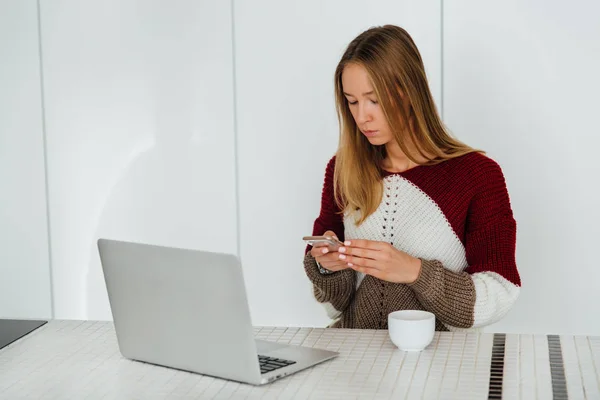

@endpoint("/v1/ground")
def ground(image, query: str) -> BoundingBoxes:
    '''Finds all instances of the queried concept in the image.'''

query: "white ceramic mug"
[388,310,435,351]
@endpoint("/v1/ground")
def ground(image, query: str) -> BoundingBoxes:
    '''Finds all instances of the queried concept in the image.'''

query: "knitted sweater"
[303,152,521,331]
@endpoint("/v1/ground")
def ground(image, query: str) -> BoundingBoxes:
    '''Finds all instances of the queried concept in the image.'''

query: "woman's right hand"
[310,230,351,272]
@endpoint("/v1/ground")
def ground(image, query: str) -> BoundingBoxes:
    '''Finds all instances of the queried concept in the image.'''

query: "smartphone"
[303,235,344,250]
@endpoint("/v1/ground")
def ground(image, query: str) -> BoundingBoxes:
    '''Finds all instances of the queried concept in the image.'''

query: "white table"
[1,321,599,399]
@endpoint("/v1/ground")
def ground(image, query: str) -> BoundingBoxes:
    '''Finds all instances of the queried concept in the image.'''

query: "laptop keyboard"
[258,355,296,374]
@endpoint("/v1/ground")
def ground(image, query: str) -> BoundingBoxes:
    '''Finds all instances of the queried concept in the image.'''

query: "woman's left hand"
[337,239,422,284]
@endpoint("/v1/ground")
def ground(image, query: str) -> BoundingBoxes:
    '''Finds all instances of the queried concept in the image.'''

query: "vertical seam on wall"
[230,0,242,259]
[440,0,445,120]
[36,0,55,319]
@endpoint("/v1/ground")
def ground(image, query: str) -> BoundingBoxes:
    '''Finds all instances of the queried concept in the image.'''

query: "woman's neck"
[382,140,426,173]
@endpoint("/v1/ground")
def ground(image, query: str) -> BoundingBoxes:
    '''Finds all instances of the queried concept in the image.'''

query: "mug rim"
[388,309,435,322]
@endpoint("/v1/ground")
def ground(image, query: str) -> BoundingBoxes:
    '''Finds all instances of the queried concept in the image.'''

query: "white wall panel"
[234,1,442,326]
[0,0,52,319]
[40,0,237,319]
[444,0,600,334]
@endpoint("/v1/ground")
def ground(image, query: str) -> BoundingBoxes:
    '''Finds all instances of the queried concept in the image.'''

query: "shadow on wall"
[83,58,225,320]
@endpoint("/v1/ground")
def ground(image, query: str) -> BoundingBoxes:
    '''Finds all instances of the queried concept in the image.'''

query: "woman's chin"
[366,136,389,146]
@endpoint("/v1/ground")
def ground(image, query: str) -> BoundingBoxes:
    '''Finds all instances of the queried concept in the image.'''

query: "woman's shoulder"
[326,154,337,169]
[445,151,512,206]
[447,150,499,168]
[445,151,506,180]
[322,155,337,179]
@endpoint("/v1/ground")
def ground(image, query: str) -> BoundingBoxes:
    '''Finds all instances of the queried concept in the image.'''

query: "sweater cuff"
[407,258,442,295]
[407,258,476,329]
[303,253,355,300]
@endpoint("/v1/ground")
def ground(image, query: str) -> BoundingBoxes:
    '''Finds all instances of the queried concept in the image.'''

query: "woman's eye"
[348,100,358,105]
[370,99,378,104]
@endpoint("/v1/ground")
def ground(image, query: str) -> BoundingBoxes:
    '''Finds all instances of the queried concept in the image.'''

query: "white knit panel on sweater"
[344,175,469,286]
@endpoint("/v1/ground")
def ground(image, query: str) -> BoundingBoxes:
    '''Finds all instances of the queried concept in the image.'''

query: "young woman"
[304,25,521,331]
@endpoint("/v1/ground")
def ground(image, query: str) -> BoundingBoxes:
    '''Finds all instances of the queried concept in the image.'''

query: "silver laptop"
[97,238,338,385]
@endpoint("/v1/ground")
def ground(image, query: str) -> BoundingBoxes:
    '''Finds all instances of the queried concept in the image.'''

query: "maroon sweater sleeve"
[306,157,345,255]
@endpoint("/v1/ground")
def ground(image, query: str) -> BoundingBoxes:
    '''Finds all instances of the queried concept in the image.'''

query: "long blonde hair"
[334,25,481,225]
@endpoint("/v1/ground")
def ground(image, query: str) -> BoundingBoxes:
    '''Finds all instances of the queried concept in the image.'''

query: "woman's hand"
[337,239,422,283]
[310,231,351,272]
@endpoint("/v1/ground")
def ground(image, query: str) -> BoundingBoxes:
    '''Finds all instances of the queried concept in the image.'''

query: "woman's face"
[341,63,393,146]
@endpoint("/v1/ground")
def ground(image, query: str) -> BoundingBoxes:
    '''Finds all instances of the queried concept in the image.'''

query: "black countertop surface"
[0,319,48,350]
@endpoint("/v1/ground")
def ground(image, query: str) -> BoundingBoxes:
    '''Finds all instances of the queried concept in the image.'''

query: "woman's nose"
[357,104,371,124]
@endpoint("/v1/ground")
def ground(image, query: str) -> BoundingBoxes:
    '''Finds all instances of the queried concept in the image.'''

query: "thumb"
[323,230,339,240]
